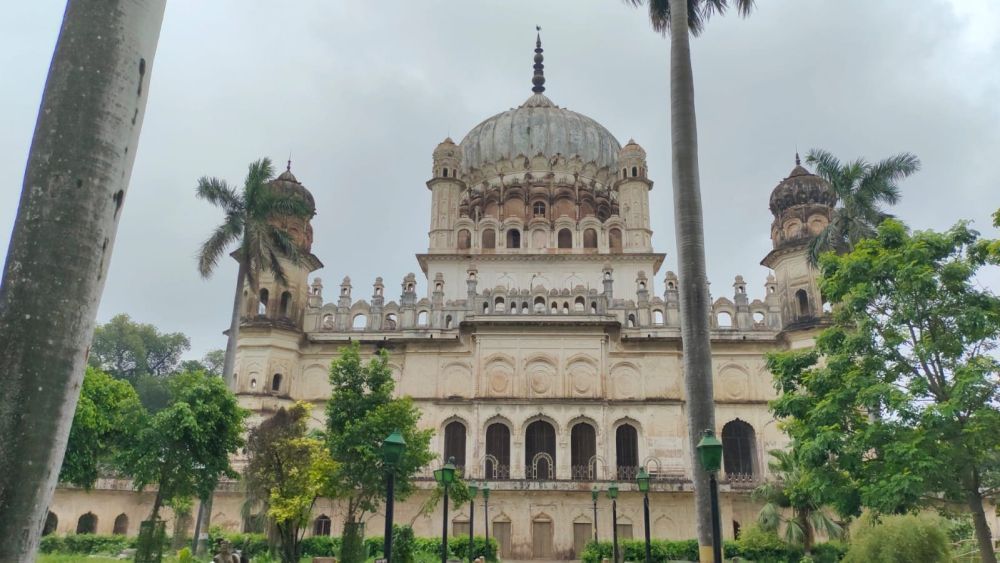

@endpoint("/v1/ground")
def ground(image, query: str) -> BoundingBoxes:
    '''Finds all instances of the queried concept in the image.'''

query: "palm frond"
[624,0,754,37]
[757,502,783,532]
[784,517,806,546]
[196,177,244,214]
[243,158,275,208]
[804,149,842,184]
[856,152,919,206]
[197,217,243,278]
[808,510,845,540]
[807,223,836,267]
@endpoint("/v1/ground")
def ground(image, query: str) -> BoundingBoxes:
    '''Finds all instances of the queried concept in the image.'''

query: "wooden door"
[493,521,512,558]
[573,522,593,558]
[532,520,553,559]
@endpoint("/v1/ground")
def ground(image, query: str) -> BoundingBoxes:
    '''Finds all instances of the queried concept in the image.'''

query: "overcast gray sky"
[2,1,999,359]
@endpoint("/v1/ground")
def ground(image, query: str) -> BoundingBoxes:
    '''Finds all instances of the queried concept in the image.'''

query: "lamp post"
[697,429,724,563]
[636,468,652,563]
[433,457,457,563]
[591,486,599,543]
[468,484,478,562]
[382,430,406,563]
[607,482,620,563]
[482,484,490,559]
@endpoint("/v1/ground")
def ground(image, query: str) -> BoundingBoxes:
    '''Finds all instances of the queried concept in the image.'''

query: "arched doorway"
[443,420,467,473]
[722,420,756,478]
[525,420,556,479]
[113,513,129,535]
[615,424,639,480]
[571,423,597,480]
[76,512,97,534]
[485,423,510,479]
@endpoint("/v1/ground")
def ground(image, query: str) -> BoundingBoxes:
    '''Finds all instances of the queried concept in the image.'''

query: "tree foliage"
[179,349,225,377]
[324,343,434,525]
[59,367,143,487]
[88,313,191,381]
[752,449,843,552]
[244,402,336,563]
[623,0,755,36]
[768,219,1000,561]
[803,149,920,264]
[121,371,247,520]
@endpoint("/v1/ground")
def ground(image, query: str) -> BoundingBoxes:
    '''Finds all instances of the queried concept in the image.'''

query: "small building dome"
[619,139,647,160]
[432,137,462,179]
[270,165,316,213]
[768,160,836,215]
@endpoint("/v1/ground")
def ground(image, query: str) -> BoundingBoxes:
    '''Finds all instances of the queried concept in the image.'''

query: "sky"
[2,1,998,359]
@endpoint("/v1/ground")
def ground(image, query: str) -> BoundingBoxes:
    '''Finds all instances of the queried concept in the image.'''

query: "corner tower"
[427,138,465,251]
[616,139,653,252]
[760,155,836,330]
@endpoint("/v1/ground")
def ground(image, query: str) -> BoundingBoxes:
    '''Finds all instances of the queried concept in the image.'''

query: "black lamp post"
[382,430,406,563]
[636,468,652,563]
[482,484,490,559]
[433,457,457,563]
[697,429,724,563]
[468,483,478,562]
[608,482,620,563]
[591,486,599,543]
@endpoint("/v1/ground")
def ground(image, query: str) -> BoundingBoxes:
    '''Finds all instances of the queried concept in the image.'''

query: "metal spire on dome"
[532,26,545,94]
[795,152,801,166]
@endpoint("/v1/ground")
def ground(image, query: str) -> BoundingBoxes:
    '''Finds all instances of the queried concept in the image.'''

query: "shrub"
[842,513,952,563]
[580,537,842,563]
[732,524,802,562]
[301,535,341,556]
[391,525,416,563]
[39,534,132,555]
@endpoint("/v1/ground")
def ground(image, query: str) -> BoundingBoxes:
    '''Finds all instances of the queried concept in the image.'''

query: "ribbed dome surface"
[460,93,621,172]
[768,164,836,214]
[271,169,316,211]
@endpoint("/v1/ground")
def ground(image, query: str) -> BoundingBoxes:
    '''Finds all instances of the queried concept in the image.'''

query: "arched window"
[653,310,664,324]
[486,423,510,479]
[113,513,128,535]
[627,314,637,328]
[384,313,397,330]
[443,167,449,178]
[609,228,623,252]
[76,512,97,534]
[522,302,529,314]
[557,229,573,249]
[445,315,453,329]
[417,311,429,326]
[533,202,546,217]
[632,166,638,177]
[571,423,597,480]
[717,311,733,328]
[314,514,332,536]
[444,421,467,471]
[457,229,471,250]
[258,288,269,315]
[43,512,58,536]
[583,228,598,248]
[279,291,292,317]
[250,378,257,390]
[494,296,506,312]
[574,296,585,312]
[525,420,556,480]
[506,229,521,249]
[615,424,639,480]
[622,168,628,178]
[482,229,496,249]
[534,296,546,313]
[590,301,598,314]
[352,313,367,330]
[562,302,570,315]
[722,420,756,478]
[551,302,558,314]
[753,311,765,325]
[271,373,282,392]
[796,289,810,316]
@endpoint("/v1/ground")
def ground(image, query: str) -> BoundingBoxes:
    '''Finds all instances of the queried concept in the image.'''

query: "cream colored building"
[51,38,992,560]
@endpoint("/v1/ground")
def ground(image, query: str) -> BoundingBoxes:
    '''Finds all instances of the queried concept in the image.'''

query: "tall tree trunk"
[0,1,165,560]
[149,490,164,523]
[966,470,997,563]
[193,260,247,553]
[667,0,717,559]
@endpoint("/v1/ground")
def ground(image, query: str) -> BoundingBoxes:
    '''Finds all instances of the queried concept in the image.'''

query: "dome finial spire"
[532,25,545,94]
[795,151,800,166]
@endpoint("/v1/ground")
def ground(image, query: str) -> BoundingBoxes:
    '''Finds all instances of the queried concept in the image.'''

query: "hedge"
[39,534,136,555]
[581,539,846,563]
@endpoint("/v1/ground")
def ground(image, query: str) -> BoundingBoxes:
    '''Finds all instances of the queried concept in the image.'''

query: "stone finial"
[532,26,545,94]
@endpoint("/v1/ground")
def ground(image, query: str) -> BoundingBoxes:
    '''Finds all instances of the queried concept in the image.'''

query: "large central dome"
[460,93,622,173]
[458,31,621,173]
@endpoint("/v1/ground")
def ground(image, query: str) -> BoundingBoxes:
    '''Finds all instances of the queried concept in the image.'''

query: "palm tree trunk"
[193,259,246,554]
[667,0,717,559]
[0,1,165,560]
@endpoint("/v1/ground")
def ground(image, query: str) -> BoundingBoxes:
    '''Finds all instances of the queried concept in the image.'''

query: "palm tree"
[753,449,844,553]
[0,1,166,559]
[804,148,920,265]
[193,157,311,552]
[624,0,754,555]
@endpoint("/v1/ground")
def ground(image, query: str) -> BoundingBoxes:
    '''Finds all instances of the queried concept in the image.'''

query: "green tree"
[325,343,434,563]
[195,158,312,388]
[843,512,953,563]
[179,348,225,377]
[624,0,755,554]
[803,148,920,264]
[121,371,247,522]
[768,219,1000,562]
[0,2,166,557]
[244,402,336,563]
[752,449,843,553]
[60,368,144,487]
[88,313,191,381]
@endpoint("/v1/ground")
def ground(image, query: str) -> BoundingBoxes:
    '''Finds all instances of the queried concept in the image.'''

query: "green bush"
[39,534,133,555]
[580,537,843,563]
[732,524,803,562]
[843,513,952,563]
[301,535,342,556]
[391,525,416,563]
